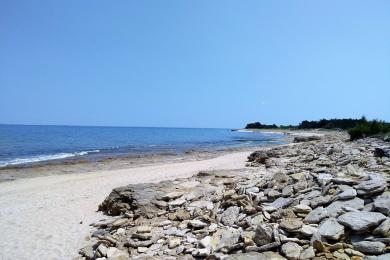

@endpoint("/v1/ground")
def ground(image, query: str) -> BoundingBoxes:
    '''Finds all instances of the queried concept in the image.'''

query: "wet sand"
[0,147,264,182]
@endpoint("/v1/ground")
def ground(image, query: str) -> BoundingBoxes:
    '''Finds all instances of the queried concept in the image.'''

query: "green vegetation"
[245,117,390,141]
[245,122,294,129]
[297,118,364,130]
[245,118,364,130]
[348,118,390,140]
[245,122,279,129]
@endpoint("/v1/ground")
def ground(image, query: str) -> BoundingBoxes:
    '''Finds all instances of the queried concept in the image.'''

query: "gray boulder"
[281,242,302,260]
[338,212,386,232]
[355,174,387,196]
[353,241,386,254]
[310,195,333,208]
[268,197,294,210]
[303,190,322,200]
[221,206,240,226]
[319,218,344,240]
[337,188,357,200]
[374,192,390,215]
[304,207,328,224]
[316,173,333,186]
[268,189,281,199]
[373,218,390,236]
[282,185,294,197]
[210,227,242,252]
[253,224,273,246]
[300,225,319,237]
[326,197,364,217]
[226,251,286,260]
[300,247,315,259]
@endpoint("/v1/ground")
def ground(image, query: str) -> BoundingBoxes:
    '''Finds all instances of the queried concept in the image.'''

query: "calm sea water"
[0,125,285,167]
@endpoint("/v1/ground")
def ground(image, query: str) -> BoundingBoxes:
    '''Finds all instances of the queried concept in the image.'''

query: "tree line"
[245,117,390,140]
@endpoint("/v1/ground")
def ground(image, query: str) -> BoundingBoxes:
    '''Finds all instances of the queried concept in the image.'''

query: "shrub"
[297,118,365,130]
[245,122,279,129]
[348,120,390,141]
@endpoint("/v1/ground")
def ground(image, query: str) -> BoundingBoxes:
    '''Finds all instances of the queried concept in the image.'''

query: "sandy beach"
[0,150,254,260]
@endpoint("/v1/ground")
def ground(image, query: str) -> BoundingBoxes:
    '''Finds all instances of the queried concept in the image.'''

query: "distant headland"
[245,117,390,141]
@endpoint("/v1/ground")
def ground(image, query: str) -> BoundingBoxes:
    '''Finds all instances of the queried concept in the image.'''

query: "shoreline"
[0,148,263,260]
[0,125,288,175]
[0,135,290,182]
[0,146,272,182]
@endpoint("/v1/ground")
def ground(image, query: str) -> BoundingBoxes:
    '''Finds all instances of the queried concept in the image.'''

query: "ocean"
[0,124,286,167]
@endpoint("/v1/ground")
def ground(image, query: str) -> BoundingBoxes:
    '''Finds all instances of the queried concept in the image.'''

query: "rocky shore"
[78,131,390,260]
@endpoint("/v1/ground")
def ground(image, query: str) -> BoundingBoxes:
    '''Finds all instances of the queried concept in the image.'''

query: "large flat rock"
[338,212,386,232]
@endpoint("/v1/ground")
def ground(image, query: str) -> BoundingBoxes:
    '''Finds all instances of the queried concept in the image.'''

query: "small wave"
[235,140,255,144]
[236,129,253,132]
[0,150,100,167]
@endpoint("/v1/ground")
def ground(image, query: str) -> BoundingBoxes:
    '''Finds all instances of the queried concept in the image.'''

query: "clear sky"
[1,1,389,128]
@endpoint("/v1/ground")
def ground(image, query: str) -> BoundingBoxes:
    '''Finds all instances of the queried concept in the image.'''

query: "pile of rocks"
[79,132,390,259]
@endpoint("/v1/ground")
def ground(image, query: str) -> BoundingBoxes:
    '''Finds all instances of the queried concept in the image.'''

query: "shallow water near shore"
[0,124,286,169]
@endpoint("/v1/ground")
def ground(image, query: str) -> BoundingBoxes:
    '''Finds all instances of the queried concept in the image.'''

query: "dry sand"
[0,150,253,260]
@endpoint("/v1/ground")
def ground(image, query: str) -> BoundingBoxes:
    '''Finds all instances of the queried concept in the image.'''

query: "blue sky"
[1,1,389,128]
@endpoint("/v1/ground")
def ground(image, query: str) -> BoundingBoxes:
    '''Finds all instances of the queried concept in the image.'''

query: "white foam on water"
[0,150,100,167]
[236,129,253,132]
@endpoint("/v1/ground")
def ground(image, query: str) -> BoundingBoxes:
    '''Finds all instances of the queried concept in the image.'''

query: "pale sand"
[0,150,253,260]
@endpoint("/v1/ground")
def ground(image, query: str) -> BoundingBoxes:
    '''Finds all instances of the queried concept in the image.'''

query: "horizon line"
[0,123,239,130]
